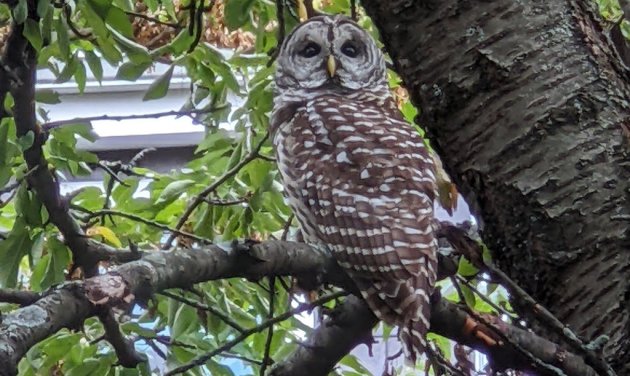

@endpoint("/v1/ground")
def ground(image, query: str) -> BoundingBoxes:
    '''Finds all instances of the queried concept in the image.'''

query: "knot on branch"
[84,274,134,307]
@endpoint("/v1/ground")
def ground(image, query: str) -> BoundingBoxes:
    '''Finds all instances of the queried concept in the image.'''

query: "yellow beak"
[327,55,336,78]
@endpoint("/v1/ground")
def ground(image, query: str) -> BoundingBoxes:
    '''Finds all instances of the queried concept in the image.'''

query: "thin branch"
[162,132,270,249]
[0,166,39,196]
[165,290,347,376]
[153,335,196,349]
[260,277,276,375]
[76,208,213,245]
[456,275,515,319]
[0,289,41,306]
[201,196,250,206]
[63,3,92,39]
[350,0,358,21]
[41,107,228,130]
[125,11,182,29]
[222,352,264,366]
[159,290,246,333]
[441,224,616,376]
[281,214,294,241]
[99,308,146,367]
[426,345,468,376]
[267,0,287,66]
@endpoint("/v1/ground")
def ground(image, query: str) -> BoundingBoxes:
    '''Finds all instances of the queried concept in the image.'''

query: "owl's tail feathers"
[399,311,429,365]
[355,277,432,365]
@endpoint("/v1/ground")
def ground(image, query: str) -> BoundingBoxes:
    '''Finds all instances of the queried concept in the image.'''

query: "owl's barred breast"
[272,92,437,281]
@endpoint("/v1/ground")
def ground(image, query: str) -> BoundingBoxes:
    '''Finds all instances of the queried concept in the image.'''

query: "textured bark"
[0,241,596,376]
[362,0,630,371]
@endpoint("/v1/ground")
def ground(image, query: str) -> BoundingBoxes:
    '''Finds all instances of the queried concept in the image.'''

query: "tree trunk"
[362,0,630,371]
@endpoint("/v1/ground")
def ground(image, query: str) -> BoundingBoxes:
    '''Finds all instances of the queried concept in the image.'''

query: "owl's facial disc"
[275,15,387,92]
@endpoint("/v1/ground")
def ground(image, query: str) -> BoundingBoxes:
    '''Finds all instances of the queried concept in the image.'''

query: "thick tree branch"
[98,308,147,367]
[0,288,41,306]
[0,240,598,376]
[268,295,378,376]
[5,20,133,276]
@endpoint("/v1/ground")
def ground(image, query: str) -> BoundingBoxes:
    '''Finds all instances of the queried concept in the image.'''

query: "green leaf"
[84,51,104,82]
[155,179,195,206]
[244,159,271,188]
[171,303,199,337]
[53,16,70,59]
[115,61,152,81]
[36,0,50,18]
[142,65,174,101]
[56,55,79,83]
[108,23,151,64]
[12,0,27,24]
[460,284,476,308]
[31,237,70,291]
[0,220,32,287]
[23,18,43,50]
[17,131,34,152]
[79,0,109,38]
[105,6,133,37]
[120,322,157,338]
[65,358,104,376]
[457,257,479,277]
[35,89,61,104]
[16,185,43,227]
[151,27,194,56]
[0,120,10,166]
[224,0,255,30]
[74,61,87,93]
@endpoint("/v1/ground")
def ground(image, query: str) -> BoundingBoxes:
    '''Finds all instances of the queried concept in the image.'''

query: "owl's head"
[274,15,387,92]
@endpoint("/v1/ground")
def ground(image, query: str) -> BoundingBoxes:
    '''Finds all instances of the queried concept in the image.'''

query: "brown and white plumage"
[271,15,437,363]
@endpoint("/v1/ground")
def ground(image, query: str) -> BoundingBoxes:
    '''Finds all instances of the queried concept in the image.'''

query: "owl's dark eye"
[299,42,321,58]
[341,41,360,58]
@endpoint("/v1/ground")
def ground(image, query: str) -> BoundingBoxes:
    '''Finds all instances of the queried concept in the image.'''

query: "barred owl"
[271,15,437,363]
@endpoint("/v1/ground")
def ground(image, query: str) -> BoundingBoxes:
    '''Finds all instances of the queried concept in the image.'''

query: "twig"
[281,214,294,241]
[145,338,167,359]
[125,11,182,29]
[187,0,213,53]
[267,0,287,66]
[41,107,227,130]
[153,335,196,349]
[260,277,276,375]
[159,290,246,333]
[303,0,317,18]
[0,166,39,195]
[427,345,467,376]
[63,3,92,39]
[222,352,264,366]
[201,196,250,206]
[163,132,270,249]
[456,275,515,319]
[76,208,213,245]
[350,0,358,21]
[165,290,347,375]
